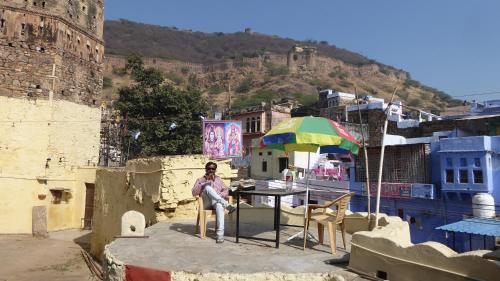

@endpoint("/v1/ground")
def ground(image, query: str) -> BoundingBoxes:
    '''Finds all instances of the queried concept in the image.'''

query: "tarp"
[126,265,171,281]
[436,218,500,237]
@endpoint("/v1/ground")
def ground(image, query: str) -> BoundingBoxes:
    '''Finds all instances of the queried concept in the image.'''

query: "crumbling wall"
[349,216,500,281]
[90,155,237,258]
[287,46,317,73]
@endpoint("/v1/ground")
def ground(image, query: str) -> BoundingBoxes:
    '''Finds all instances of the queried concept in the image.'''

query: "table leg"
[273,196,278,230]
[276,195,281,248]
[236,192,240,243]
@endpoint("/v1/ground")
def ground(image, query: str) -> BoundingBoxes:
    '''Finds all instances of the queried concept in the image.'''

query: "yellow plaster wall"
[90,155,237,258]
[348,216,500,281]
[0,97,100,233]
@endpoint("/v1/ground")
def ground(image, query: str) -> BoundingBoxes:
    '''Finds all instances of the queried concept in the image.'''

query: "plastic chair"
[303,192,355,254]
[195,196,217,239]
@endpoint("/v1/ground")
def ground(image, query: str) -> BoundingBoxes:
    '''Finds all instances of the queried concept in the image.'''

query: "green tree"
[115,56,208,157]
[125,53,144,77]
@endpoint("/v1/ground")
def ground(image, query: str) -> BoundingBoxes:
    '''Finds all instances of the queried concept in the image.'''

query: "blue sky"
[105,0,500,101]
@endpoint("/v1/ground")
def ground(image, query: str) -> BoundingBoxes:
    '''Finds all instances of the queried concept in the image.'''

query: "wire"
[452,91,500,98]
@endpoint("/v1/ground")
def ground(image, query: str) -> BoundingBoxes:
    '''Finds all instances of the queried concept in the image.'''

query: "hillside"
[103,19,462,113]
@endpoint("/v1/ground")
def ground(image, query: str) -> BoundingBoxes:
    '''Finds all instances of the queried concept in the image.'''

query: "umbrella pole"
[301,151,317,244]
[374,89,397,229]
[288,151,317,243]
[304,152,310,219]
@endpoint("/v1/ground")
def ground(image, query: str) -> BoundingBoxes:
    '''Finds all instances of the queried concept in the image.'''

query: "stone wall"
[104,53,289,78]
[287,46,316,73]
[90,155,237,258]
[2,0,104,39]
[0,1,104,106]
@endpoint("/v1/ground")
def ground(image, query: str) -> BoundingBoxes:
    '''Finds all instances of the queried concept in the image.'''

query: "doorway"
[83,183,95,230]
[278,157,289,173]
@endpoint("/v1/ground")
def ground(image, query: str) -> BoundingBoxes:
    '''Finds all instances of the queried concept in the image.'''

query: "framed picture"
[203,120,243,159]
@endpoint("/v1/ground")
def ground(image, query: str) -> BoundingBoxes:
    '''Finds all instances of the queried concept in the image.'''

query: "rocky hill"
[102,19,462,113]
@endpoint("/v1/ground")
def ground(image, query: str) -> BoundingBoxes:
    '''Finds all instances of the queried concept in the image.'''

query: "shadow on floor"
[169,222,203,239]
[73,232,92,252]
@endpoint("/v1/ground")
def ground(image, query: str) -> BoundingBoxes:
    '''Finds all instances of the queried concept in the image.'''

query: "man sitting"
[192,162,236,243]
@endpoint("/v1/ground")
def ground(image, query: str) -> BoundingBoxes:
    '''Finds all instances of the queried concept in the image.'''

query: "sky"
[104,0,500,101]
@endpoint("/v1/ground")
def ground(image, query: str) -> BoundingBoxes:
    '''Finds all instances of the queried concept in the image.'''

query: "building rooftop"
[325,91,356,100]
[106,220,359,278]
[436,218,500,237]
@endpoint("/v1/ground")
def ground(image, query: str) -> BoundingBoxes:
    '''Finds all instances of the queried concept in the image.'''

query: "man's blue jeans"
[201,186,230,239]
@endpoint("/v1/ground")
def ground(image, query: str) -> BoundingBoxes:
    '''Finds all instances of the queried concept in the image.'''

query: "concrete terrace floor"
[107,220,357,275]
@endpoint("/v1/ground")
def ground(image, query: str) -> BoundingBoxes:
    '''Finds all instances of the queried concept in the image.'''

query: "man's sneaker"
[227,205,236,215]
[216,237,224,244]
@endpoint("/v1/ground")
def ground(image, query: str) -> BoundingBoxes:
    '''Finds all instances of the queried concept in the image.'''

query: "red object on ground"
[125,265,171,281]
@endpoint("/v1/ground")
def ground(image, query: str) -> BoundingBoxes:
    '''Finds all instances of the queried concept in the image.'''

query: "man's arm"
[192,177,205,197]
[216,177,229,198]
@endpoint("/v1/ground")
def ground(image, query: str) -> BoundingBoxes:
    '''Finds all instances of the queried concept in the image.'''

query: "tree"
[125,53,144,77]
[115,55,209,157]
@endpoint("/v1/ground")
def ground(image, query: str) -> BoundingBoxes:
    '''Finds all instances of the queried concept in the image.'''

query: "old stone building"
[286,45,316,72]
[0,0,104,104]
[0,0,104,234]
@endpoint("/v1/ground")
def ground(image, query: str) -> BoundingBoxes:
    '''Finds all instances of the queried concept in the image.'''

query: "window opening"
[445,169,454,183]
[459,170,468,183]
[473,170,483,184]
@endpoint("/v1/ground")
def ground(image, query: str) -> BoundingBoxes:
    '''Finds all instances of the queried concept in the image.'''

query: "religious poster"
[203,120,243,159]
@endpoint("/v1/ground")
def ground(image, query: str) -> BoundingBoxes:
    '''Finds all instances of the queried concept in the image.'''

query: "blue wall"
[439,136,500,202]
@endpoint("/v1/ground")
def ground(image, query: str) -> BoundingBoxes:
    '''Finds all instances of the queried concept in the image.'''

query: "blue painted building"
[434,136,500,251]
[438,136,500,202]
[349,135,500,252]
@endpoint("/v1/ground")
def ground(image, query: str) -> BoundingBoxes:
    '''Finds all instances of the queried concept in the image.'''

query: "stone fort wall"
[105,55,268,75]
[0,0,104,106]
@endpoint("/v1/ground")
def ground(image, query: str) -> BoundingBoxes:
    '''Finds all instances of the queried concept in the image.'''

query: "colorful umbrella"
[261,116,361,244]
[262,116,360,155]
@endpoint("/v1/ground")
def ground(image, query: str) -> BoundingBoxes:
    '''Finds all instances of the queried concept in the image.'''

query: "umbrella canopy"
[262,116,360,154]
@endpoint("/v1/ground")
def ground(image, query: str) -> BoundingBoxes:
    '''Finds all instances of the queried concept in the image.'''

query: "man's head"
[205,161,217,177]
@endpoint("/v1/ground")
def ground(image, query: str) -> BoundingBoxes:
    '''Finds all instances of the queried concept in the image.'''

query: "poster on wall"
[203,120,243,159]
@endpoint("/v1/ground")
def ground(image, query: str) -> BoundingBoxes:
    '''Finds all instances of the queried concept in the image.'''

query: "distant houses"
[229,89,500,252]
